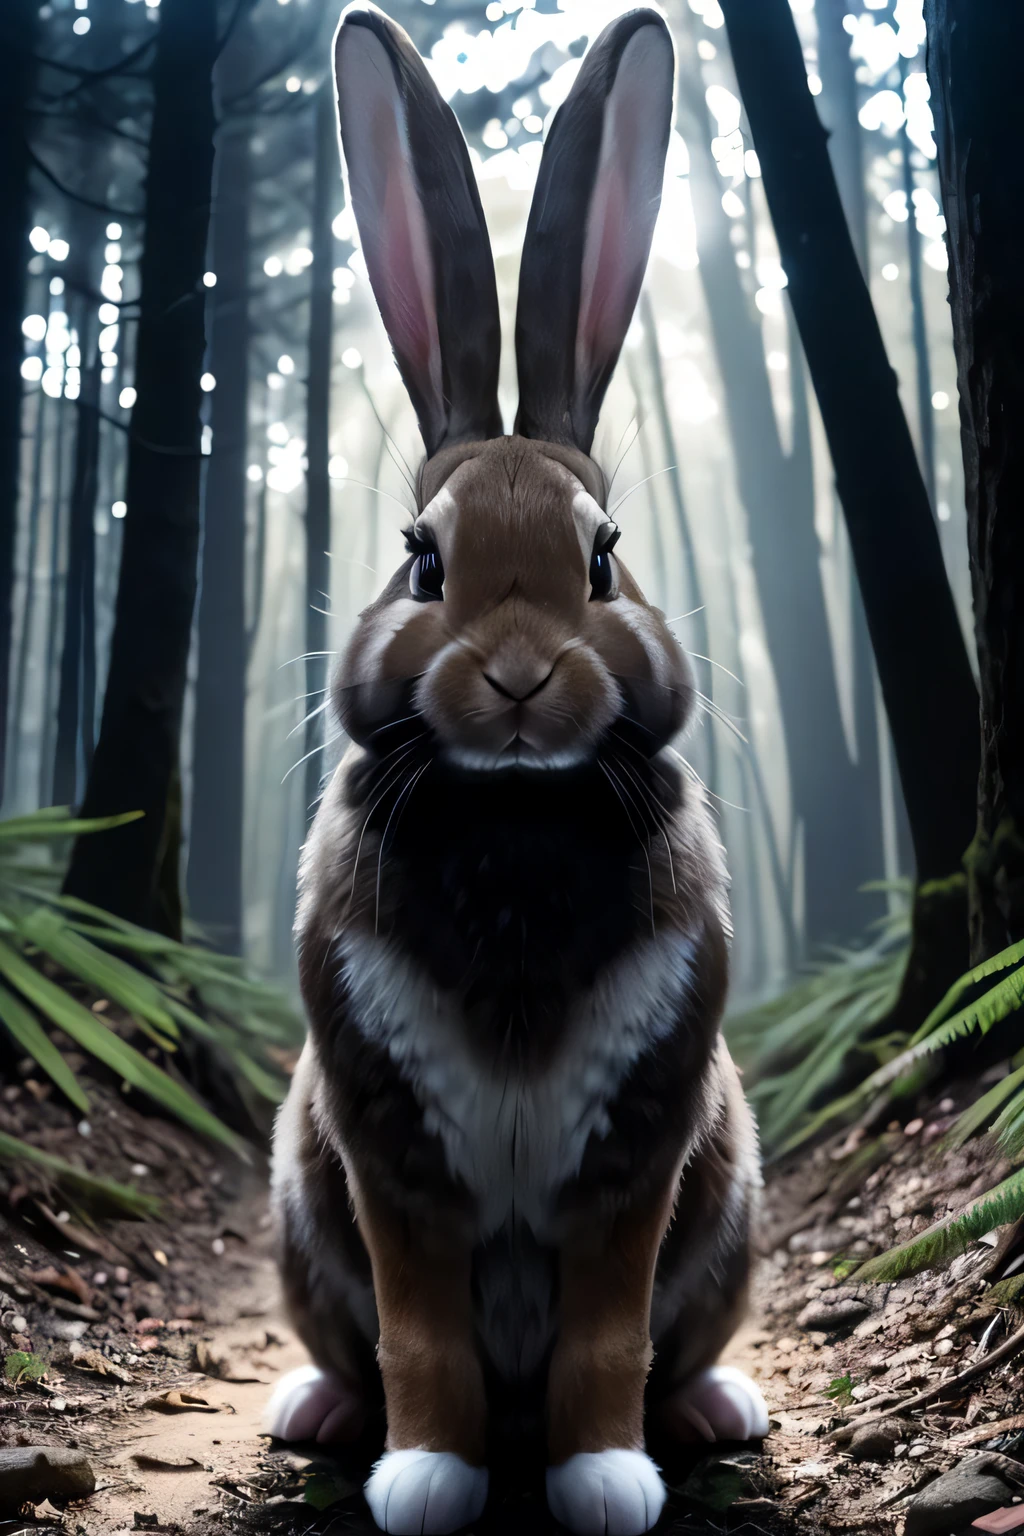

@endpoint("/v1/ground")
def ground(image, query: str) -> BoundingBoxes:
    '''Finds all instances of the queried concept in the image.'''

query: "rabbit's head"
[333,5,690,774]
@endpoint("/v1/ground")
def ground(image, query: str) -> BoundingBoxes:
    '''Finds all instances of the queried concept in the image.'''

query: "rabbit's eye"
[410,549,444,601]
[589,524,621,601]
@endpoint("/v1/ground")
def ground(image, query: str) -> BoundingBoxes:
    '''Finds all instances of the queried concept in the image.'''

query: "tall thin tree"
[676,13,881,945]
[927,1,1024,961]
[0,0,39,802]
[64,0,218,936]
[303,85,336,827]
[721,0,980,1013]
[188,14,257,955]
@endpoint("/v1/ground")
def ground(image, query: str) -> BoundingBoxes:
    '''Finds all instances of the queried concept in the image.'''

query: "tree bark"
[53,351,101,807]
[0,0,38,802]
[64,0,217,936]
[187,18,256,955]
[303,86,335,827]
[720,0,979,893]
[926,1,1024,960]
[676,15,879,947]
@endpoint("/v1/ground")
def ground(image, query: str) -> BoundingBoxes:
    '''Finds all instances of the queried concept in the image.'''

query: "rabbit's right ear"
[333,7,502,457]
[514,10,674,456]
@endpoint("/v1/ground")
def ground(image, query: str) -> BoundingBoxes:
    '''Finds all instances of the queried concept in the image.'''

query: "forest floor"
[2,1063,1024,1536]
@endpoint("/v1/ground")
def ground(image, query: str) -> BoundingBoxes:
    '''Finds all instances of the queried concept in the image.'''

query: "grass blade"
[0,1129,160,1219]
[0,937,242,1153]
[0,982,90,1114]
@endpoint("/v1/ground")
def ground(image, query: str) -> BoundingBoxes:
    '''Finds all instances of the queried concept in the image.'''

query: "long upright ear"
[333,6,502,456]
[514,10,674,454]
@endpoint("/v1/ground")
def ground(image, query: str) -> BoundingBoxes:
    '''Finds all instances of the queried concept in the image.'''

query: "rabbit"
[263,6,768,1534]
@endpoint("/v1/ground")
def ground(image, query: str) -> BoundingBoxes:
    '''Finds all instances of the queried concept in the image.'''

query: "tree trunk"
[0,0,38,802]
[720,0,979,895]
[926,1,1024,961]
[38,392,69,805]
[9,389,47,799]
[53,352,101,806]
[814,0,868,276]
[675,15,878,947]
[64,0,217,936]
[303,86,335,827]
[187,19,256,955]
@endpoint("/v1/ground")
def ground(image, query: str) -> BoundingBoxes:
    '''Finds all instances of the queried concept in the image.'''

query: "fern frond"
[852,1167,1024,1283]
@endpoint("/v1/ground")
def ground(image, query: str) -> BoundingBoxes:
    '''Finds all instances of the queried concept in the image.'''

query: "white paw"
[546,1449,666,1535]
[364,1449,488,1534]
[262,1363,363,1444]
[670,1365,769,1442]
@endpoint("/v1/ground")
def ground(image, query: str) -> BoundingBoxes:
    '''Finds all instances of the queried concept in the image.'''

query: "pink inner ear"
[575,25,672,398]
[336,23,443,442]
[380,153,439,388]
[576,163,634,371]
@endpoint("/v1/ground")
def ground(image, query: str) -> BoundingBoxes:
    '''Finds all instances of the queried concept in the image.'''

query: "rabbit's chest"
[340,929,695,1236]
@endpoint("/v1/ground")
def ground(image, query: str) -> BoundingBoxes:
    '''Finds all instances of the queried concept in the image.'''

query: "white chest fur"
[338,930,696,1236]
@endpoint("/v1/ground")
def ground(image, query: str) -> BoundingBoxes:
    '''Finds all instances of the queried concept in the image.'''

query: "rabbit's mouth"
[414,633,621,776]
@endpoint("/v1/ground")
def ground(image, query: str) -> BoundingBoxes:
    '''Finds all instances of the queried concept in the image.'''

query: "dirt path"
[4,1075,1024,1534]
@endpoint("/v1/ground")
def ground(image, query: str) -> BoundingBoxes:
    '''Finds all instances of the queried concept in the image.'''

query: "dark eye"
[410,548,444,601]
[589,524,620,601]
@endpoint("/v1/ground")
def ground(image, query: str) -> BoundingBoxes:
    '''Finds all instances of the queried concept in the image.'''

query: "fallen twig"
[951,1411,1024,1448]
[829,1321,1024,1442]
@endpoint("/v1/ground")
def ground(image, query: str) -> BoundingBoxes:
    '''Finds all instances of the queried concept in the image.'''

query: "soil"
[2,1060,1024,1536]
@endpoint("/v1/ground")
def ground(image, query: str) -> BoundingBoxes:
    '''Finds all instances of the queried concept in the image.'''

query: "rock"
[904,1455,1019,1536]
[797,1294,872,1332]
[848,1419,909,1462]
[0,1447,96,1512]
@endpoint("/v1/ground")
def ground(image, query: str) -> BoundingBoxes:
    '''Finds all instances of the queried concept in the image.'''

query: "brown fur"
[271,7,762,1501]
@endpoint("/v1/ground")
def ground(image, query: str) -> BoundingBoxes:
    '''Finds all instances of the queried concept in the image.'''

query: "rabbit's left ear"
[514,10,674,455]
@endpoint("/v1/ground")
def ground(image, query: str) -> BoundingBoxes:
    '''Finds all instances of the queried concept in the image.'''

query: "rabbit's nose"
[482,658,555,703]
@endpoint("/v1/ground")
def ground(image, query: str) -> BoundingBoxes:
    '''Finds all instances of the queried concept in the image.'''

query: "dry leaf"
[69,1343,133,1384]
[31,1497,64,1524]
[22,1266,92,1306]
[143,1389,222,1414]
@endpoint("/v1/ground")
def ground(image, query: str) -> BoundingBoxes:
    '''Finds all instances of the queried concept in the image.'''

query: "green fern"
[947,1059,1024,1150]
[776,934,1024,1156]
[726,899,909,1154]
[851,1166,1024,1283]
[0,808,303,1151]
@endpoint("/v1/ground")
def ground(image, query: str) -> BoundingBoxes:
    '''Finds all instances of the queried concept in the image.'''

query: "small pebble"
[152,1250,168,1267]
[51,1398,67,1412]
[55,1211,70,1224]
[113,1267,130,1285]
[2,1311,28,1333]
[904,1118,924,1136]
[939,1097,955,1113]
[130,1164,149,1178]
[211,1239,225,1257]
[93,1272,108,1288]
[77,1121,91,1138]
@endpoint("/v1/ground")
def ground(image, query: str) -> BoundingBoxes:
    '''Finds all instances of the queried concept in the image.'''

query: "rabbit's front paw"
[546,1449,666,1535]
[262,1363,363,1444]
[364,1449,488,1535]
[667,1364,769,1443]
